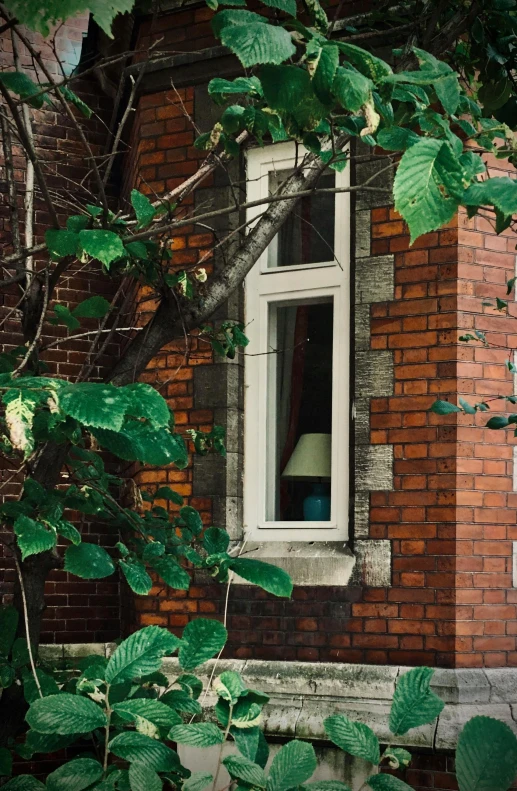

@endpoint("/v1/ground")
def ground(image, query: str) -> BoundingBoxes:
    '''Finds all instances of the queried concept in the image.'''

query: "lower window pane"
[266,299,333,522]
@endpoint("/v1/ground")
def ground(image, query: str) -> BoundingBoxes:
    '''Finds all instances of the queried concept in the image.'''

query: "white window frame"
[244,142,350,542]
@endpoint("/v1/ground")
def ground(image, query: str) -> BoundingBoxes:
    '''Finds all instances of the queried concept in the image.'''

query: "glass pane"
[267,169,335,268]
[266,299,333,522]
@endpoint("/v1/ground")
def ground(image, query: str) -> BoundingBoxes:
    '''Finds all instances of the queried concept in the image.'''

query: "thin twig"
[13,269,49,374]
[131,175,394,243]
[0,82,59,228]
[41,326,143,352]
[13,555,42,698]
[10,22,110,218]
[11,29,35,277]
[0,113,21,256]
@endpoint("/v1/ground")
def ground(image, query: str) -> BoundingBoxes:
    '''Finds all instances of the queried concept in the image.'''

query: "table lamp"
[282,433,331,521]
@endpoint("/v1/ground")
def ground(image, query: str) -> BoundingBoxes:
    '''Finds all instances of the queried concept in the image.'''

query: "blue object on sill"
[303,482,331,521]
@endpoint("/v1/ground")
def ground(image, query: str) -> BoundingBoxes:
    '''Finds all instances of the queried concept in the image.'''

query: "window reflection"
[266,300,333,522]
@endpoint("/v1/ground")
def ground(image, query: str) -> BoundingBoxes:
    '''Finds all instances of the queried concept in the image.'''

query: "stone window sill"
[232,542,356,586]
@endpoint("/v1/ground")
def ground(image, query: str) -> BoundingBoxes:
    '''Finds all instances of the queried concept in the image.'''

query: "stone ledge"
[40,649,517,751]
[231,542,355,586]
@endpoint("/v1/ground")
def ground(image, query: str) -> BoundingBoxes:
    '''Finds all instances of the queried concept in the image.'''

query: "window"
[244,142,350,541]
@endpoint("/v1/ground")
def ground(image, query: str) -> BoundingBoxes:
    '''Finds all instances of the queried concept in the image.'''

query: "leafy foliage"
[3,0,136,36]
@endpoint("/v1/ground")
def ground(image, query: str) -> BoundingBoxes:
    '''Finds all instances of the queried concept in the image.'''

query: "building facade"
[3,3,517,789]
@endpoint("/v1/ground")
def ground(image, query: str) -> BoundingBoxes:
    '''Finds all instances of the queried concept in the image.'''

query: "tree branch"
[109,135,365,384]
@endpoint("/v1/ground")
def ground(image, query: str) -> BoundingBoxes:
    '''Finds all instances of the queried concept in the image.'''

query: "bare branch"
[0,113,21,257]
[0,84,59,228]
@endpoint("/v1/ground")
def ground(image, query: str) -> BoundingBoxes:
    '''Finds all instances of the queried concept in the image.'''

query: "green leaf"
[208,77,263,99]
[183,772,213,791]
[383,748,412,770]
[231,698,263,728]
[14,515,56,560]
[11,637,30,668]
[312,45,339,105]
[109,732,181,772]
[120,560,152,595]
[125,241,149,259]
[463,177,517,218]
[4,0,135,37]
[124,383,170,428]
[260,65,328,130]
[64,543,115,579]
[143,543,165,561]
[72,296,111,319]
[324,715,380,764]
[46,758,103,791]
[394,138,464,243]
[45,229,79,259]
[176,673,203,700]
[92,422,188,468]
[26,692,107,734]
[52,304,80,332]
[486,416,510,429]
[0,746,12,776]
[231,727,269,768]
[336,41,392,80]
[161,689,202,715]
[78,229,125,268]
[389,667,444,736]
[1,777,45,790]
[434,74,460,115]
[60,86,92,118]
[113,698,182,727]
[456,715,517,791]
[333,67,373,113]
[180,505,203,535]
[459,398,476,415]
[304,784,351,791]
[128,763,162,791]
[170,723,225,747]
[267,741,317,791]
[203,527,230,554]
[223,755,267,787]
[59,382,129,431]
[366,777,413,791]
[215,16,296,68]
[151,556,191,590]
[0,606,18,657]
[229,558,292,598]
[0,663,15,688]
[377,127,420,152]
[105,625,181,684]
[23,667,59,704]
[221,105,245,134]
[18,731,79,760]
[56,520,81,545]
[3,389,38,458]
[131,190,157,229]
[259,0,296,14]
[155,486,184,505]
[214,670,246,703]
[67,215,90,233]
[179,618,228,670]
[0,71,45,107]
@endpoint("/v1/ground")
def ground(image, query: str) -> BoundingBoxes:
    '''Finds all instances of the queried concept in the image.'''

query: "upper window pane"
[267,169,335,269]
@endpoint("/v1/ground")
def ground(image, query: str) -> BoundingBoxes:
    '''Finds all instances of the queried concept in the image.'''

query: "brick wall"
[0,20,123,642]
[126,2,517,670]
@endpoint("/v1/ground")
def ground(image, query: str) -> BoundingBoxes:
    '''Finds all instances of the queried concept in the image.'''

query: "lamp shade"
[281,433,331,480]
